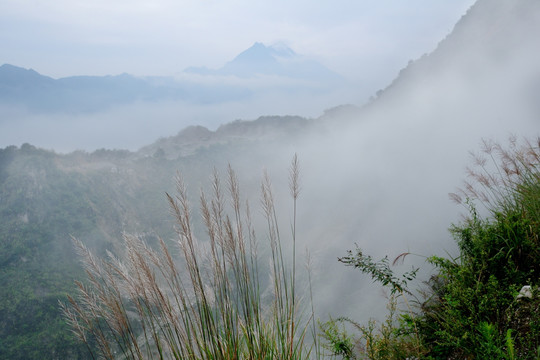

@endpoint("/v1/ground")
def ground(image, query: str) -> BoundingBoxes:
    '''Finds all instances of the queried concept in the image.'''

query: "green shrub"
[420,137,540,358]
[330,137,540,359]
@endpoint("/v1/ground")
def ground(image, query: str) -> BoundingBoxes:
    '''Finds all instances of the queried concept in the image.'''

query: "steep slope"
[373,0,540,113]
[305,0,540,321]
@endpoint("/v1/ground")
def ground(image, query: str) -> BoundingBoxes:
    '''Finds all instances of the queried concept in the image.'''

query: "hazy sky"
[1,0,476,82]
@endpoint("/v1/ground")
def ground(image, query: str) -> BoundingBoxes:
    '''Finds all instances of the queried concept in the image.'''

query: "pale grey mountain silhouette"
[184,42,344,82]
[0,64,176,112]
[0,43,345,114]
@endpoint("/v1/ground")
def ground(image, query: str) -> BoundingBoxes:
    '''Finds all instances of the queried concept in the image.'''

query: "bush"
[329,136,540,359]
[420,137,540,359]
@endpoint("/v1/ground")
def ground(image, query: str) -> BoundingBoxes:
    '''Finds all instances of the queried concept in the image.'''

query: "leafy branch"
[338,247,418,296]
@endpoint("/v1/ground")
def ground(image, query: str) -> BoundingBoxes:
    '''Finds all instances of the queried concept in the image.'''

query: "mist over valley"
[1,0,539,358]
[0,42,357,152]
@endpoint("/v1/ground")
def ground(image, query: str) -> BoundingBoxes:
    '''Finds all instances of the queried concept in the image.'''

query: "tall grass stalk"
[450,135,540,219]
[61,157,313,359]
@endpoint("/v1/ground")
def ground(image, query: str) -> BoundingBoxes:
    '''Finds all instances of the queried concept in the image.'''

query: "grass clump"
[61,156,314,359]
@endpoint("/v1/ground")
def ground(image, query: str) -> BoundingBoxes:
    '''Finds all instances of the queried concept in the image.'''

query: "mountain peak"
[0,64,54,86]
[1,63,41,76]
[229,42,279,66]
[238,42,296,59]
[184,42,342,81]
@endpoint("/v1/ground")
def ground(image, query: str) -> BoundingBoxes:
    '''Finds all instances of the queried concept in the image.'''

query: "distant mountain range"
[0,43,345,114]
[0,63,180,112]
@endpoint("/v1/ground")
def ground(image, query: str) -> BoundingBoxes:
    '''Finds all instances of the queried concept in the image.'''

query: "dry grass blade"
[453,136,540,217]
[392,252,411,266]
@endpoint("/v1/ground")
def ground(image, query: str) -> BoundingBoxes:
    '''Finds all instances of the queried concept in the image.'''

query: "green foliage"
[357,297,421,360]
[329,137,540,359]
[319,317,356,359]
[0,147,101,359]
[320,296,423,360]
[417,138,540,359]
[338,249,418,296]
[0,145,168,358]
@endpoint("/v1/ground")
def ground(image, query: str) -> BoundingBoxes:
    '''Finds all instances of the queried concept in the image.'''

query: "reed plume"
[62,156,314,359]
